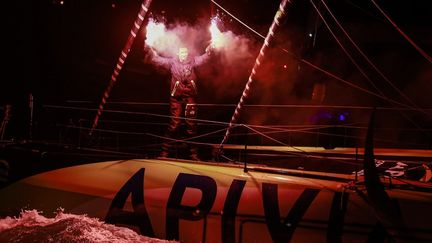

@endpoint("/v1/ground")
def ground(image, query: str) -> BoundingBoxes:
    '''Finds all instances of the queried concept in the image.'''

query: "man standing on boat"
[144,44,214,160]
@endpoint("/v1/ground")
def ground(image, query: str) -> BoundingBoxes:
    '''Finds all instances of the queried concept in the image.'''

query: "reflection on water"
[0,209,176,243]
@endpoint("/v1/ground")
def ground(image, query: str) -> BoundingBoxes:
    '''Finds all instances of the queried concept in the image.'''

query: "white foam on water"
[0,209,176,243]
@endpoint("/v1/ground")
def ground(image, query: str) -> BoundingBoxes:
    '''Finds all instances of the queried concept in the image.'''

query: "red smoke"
[142,14,318,138]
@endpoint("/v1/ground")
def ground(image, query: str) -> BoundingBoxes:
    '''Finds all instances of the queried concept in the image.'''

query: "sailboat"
[1,113,431,242]
[1,0,431,242]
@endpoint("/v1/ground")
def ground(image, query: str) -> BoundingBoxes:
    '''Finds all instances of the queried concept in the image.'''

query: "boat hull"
[0,159,431,242]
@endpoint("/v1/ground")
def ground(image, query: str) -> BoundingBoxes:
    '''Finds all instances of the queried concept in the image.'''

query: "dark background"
[1,0,431,150]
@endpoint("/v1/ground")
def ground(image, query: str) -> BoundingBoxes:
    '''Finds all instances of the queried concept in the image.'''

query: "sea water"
[0,209,176,243]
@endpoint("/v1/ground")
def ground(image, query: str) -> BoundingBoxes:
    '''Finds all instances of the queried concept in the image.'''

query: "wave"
[0,209,176,243]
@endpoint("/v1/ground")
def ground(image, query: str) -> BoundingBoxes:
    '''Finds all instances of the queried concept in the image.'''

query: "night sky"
[2,0,431,147]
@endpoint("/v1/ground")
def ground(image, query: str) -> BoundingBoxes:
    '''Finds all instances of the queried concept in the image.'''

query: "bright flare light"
[145,18,166,48]
[209,17,224,49]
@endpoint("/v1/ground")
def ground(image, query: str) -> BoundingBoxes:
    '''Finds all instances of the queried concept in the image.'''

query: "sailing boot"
[159,138,171,158]
[190,147,200,161]
[159,150,169,158]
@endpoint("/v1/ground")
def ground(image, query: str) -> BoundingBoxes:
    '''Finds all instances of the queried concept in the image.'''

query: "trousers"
[161,96,198,155]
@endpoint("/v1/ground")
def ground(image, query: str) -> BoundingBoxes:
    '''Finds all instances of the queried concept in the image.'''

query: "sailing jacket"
[148,48,211,98]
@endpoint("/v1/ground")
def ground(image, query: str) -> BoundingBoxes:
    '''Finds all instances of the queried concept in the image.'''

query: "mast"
[90,0,154,135]
[218,0,292,151]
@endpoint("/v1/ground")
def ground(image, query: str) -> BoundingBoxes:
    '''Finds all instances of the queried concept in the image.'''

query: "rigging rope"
[90,0,153,135]
[370,0,432,64]
[211,0,425,114]
[218,0,292,150]
[210,0,266,39]
[48,104,432,146]
[310,0,424,114]
[64,101,432,111]
[318,0,430,123]
[311,0,429,129]
[47,105,233,126]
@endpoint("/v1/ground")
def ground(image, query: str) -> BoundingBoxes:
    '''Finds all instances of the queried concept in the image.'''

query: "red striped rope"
[90,0,153,135]
[219,0,292,149]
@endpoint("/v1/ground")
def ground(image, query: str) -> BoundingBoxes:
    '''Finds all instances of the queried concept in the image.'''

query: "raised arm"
[194,44,214,66]
[144,44,172,69]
